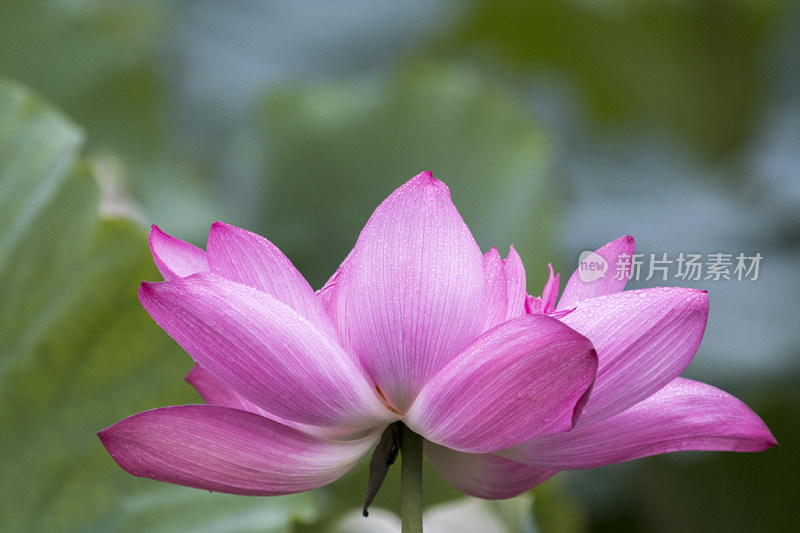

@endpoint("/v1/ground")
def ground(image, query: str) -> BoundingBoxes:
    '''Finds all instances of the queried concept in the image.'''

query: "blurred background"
[1,1,798,531]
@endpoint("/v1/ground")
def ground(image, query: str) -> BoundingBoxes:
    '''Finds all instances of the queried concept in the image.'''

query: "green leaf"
[0,79,317,532]
[254,62,558,290]
[0,2,219,242]
[116,486,317,533]
[0,0,167,158]
[444,0,789,156]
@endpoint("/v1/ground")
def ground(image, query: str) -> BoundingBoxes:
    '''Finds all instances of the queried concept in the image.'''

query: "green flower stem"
[400,424,423,533]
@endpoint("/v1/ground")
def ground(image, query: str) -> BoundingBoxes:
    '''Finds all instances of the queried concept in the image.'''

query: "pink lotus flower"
[99,172,775,501]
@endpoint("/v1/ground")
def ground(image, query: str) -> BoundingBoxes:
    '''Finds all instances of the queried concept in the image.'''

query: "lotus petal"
[99,405,378,495]
[405,314,597,453]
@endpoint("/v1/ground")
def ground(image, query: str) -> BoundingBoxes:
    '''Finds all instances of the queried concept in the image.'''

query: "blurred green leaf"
[531,478,588,533]
[443,0,791,156]
[0,79,317,532]
[485,495,539,533]
[255,62,558,290]
[116,486,316,533]
[0,0,166,157]
[0,1,219,240]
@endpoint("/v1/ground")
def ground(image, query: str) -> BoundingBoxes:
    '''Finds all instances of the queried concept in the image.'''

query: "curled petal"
[149,225,208,280]
[405,314,597,453]
[558,235,635,310]
[526,264,560,315]
[206,221,337,338]
[562,287,708,426]
[139,273,393,429]
[424,441,557,499]
[328,172,487,411]
[540,264,560,312]
[503,378,777,469]
[98,405,378,495]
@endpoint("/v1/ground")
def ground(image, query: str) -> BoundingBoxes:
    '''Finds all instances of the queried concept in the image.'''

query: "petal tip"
[409,170,447,192]
[138,279,167,306]
[138,280,155,295]
[691,288,710,309]
[753,422,779,449]
[148,224,166,248]
[97,424,126,464]
[210,220,232,234]
[503,245,522,264]
[184,364,201,385]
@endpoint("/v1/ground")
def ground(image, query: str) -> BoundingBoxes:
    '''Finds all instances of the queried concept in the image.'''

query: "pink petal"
[185,364,267,415]
[424,441,557,499]
[540,264,560,312]
[139,273,394,429]
[404,314,597,453]
[502,246,527,321]
[98,405,378,495]
[561,287,708,426]
[149,225,209,280]
[482,248,508,331]
[558,235,635,310]
[327,172,487,412]
[503,378,777,469]
[186,364,372,440]
[316,250,351,312]
[483,246,528,331]
[526,264,560,314]
[206,222,337,338]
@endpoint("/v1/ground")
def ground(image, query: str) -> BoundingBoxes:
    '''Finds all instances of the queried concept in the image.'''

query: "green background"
[1,1,798,531]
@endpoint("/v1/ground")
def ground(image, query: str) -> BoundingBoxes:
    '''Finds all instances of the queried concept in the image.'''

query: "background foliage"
[1,1,798,531]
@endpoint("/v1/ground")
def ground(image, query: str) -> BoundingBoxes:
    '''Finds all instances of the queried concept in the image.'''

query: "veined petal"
[98,405,379,496]
[540,264,560,312]
[558,235,635,310]
[502,378,777,469]
[483,248,508,331]
[139,273,394,429]
[185,364,267,415]
[502,246,527,321]
[149,225,208,280]
[424,441,557,499]
[328,172,486,412]
[483,246,528,332]
[561,287,708,426]
[316,249,352,312]
[405,314,597,453]
[186,364,374,440]
[526,264,560,315]
[206,222,337,338]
